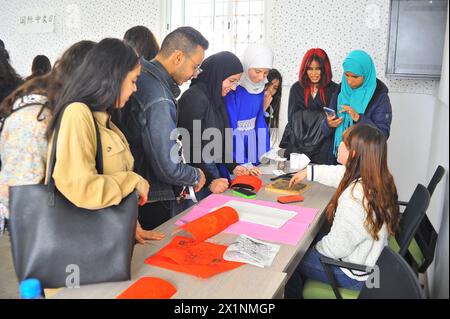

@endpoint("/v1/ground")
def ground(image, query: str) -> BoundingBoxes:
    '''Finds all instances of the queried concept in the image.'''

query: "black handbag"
[8,108,139,289]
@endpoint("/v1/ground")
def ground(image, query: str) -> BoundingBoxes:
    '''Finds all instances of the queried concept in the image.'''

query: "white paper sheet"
[212,200,297,228]
[223,234,281,268]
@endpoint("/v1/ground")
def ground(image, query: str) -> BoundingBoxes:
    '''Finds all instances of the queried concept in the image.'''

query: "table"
[52,164,336,299]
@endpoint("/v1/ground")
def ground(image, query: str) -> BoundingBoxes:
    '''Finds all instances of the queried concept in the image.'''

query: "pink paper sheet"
[175,194,320,246]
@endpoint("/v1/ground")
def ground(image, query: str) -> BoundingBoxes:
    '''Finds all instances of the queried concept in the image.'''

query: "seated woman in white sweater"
[285,124,399,298]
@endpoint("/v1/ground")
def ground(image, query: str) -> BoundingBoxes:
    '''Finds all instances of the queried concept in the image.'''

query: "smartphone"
[277,195,304,204]
[323,107,336,118]
[232,187,257,199]
[231,183,254,191]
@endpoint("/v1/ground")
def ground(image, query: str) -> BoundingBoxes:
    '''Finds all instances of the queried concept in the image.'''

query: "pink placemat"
[175,194,320,246]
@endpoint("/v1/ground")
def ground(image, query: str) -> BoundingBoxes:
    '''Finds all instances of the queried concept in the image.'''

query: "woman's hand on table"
[136,221,165,244]
[289,169,307,188]
[249,167,262,176]
[209,178,229,194]
[233,165,262,177]
[233,165,250,176]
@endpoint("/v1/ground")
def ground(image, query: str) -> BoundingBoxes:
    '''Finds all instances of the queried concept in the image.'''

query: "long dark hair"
[124,26,160,61]
[0,47,22,92]
[47,40,96,110]
[47,38,139,139]
[326,124,399,240]
[0,76,48,124]
[265,69,283,130]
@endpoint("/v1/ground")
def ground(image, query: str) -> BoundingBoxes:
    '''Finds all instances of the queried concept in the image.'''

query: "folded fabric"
[116,277,177,299]
[145,236,244,278]
[230,175,263,192]
[176,206,239,242]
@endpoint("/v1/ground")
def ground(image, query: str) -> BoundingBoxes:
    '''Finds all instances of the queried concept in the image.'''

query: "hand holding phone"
[277,195,304,204]
[323,107,336,118]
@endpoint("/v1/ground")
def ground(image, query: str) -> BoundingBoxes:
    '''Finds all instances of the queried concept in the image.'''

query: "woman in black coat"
[280,48,338,164]
[178,51,248,197]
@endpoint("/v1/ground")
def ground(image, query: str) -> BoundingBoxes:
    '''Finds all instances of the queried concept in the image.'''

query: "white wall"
[428,7,449,299]
[387,93,436,200]
[0,0,162,76]
[428,96,449,299]
[266,0,437,95]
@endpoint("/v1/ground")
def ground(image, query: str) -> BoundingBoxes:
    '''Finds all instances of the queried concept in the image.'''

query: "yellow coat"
[47,102,144,209]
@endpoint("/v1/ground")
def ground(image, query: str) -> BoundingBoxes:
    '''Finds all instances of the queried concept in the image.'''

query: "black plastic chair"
[395,184,431,258]
[319,247,424,299]
[398,166,445,206]
[397,166,445,273]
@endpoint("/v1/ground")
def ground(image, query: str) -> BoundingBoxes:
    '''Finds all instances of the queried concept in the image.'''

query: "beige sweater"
[47,102,145,209]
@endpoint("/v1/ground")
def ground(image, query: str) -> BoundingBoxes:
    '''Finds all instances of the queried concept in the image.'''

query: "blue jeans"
[285,247,364,298]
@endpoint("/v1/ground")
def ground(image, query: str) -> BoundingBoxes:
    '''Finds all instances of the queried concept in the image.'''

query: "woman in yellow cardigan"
[46,38,164,244]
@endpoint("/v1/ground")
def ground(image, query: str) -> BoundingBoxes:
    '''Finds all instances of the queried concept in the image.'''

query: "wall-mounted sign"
[18,8,55,34]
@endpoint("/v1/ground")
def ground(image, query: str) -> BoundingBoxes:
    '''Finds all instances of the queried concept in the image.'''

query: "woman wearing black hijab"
[178,51,247,197]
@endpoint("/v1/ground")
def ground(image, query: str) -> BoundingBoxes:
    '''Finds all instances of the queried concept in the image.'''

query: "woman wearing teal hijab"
[322,50,392,158]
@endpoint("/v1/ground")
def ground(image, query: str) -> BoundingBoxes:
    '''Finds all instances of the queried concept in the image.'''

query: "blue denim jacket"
[117,58,200,201]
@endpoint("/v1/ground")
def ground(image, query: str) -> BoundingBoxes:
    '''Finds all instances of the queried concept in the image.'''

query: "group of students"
[0,25,399,297]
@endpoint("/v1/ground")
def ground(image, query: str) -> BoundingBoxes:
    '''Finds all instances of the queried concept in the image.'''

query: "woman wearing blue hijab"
[224,44,273,167]
[322,50,392,159]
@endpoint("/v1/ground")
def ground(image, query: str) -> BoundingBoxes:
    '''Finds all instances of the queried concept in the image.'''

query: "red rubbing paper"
[178,206,239,242]
[145,236,244,278]
[116,277,177,299]
[230,175,263,192]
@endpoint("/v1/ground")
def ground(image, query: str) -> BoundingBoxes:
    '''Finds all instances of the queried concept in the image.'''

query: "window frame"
[160,0,273,56]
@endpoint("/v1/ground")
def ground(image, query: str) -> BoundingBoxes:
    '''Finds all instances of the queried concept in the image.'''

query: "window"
[167,0,265,57]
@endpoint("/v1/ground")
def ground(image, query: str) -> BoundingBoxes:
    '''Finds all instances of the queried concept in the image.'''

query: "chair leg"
[418,273,429,298]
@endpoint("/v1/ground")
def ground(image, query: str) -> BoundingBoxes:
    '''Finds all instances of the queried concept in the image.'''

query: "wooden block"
[265,179,311,195]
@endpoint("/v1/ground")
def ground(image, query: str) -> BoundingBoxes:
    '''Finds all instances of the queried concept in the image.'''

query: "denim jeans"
[285,247,364,298]
[285,222,364,298]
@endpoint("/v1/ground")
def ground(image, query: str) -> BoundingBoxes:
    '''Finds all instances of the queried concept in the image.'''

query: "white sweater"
[307,165,388,281]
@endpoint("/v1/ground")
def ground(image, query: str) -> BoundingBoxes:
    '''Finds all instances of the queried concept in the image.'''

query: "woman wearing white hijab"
[224,43,273,167]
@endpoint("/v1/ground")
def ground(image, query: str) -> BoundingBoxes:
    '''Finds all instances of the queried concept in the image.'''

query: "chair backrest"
[427,165,445,197]
[359,247,424,299]
[415,216,438,272]
[396,184,430,257]
[413,166,445,272]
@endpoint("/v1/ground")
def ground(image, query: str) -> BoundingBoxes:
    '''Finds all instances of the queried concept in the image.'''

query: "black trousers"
[138,201,173,230]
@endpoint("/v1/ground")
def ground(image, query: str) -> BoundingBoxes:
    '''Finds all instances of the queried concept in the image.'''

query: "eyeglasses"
[186,55,203,75]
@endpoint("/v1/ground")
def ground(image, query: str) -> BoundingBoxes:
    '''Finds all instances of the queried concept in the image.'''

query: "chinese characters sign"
[18,8,55,34]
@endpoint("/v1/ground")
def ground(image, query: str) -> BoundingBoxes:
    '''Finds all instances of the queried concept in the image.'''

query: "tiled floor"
[0,233,19,299]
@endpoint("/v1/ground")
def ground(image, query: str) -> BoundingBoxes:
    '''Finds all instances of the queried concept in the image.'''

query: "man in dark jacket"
[115,27,209,230]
